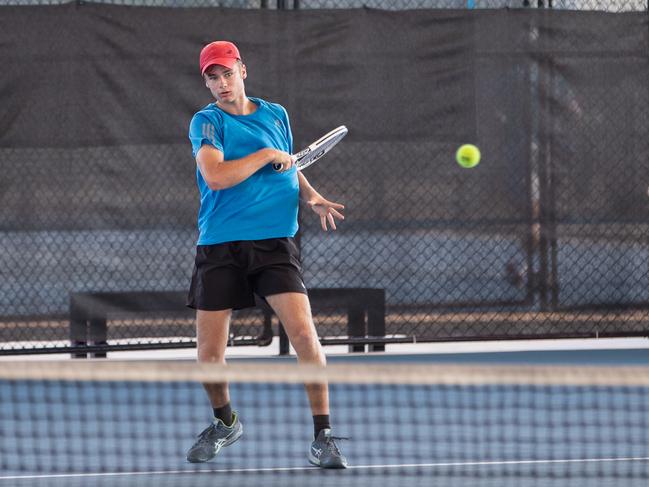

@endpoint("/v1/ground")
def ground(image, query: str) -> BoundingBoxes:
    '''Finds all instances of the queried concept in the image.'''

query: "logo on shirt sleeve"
[202,123,216,146]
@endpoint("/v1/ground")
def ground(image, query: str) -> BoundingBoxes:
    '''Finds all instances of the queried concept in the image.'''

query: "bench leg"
[279,322,290,355]
[347,306,366,353]
[88,319,107,359]
[367,291,386,352]
[256,310,275,347]
[258,307,290,355]
[69,318,88,359]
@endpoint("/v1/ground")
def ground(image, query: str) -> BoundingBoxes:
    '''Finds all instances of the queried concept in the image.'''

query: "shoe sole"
[308,451,347,469]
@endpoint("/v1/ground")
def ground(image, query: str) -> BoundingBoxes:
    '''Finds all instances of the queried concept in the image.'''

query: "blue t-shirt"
[188,97,299,245]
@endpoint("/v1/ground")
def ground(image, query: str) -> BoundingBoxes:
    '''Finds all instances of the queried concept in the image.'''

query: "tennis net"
[1,360,649,487]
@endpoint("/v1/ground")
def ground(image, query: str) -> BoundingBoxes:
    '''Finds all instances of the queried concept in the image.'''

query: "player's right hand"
[270,149,296,172]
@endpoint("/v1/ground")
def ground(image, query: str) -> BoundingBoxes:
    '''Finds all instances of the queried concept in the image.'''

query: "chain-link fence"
[1,2,648,355]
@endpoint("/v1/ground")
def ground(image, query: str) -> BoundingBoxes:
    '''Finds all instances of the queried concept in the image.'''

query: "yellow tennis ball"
[456,144,481,168]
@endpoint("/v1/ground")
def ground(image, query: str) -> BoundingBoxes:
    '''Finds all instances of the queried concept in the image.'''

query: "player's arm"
[297,171,320,202]
[196,145,294,190]
[298,172,345,231]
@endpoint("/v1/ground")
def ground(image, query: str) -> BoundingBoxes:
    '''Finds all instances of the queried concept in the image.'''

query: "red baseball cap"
[199,41,241,75]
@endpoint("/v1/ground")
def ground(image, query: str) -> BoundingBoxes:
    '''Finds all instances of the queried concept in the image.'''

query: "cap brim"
[201,57,238,75]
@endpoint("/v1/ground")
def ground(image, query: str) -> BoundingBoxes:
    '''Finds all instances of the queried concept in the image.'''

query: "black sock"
[213,403,233,426]
[313,414,331,438]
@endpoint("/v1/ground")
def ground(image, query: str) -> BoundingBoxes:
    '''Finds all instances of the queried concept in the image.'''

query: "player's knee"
[289,326,316,349]
[197,344,226,364]
[291,331,325,363]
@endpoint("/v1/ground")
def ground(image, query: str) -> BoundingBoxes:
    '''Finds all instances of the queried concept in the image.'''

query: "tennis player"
[185,40,347,469]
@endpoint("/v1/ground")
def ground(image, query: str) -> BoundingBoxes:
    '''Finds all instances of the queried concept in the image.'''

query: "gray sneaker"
[308,428,348,469]
[186,411,243,463]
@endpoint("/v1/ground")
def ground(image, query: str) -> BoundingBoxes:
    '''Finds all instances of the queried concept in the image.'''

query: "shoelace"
[323,435,349,455]
[195,423,217,443]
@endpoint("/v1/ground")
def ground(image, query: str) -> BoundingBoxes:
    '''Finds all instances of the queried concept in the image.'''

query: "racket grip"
[272,163,281,171]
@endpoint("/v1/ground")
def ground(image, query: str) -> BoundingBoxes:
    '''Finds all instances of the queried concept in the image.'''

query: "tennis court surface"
[2,349,649,487]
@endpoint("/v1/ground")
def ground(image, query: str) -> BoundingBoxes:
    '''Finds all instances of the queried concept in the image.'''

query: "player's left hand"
[307,196,345,231]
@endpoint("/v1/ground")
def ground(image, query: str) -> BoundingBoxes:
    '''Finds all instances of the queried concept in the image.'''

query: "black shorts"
[187,237,307,311]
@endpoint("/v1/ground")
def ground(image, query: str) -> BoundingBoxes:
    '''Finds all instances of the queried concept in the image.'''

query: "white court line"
[3,336,649,361]
[2,456,649,481]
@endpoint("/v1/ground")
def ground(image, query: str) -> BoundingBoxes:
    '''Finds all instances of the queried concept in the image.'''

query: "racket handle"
[273,155,297,171]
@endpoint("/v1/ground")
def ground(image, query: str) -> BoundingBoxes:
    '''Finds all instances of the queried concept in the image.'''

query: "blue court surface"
[2,347,649,487]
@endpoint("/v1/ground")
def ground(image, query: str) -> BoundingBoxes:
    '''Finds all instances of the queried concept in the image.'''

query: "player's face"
[203,62,247,104]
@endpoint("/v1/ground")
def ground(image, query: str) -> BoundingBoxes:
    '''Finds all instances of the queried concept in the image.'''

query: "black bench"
[69,288,385,358]
[69,291,191,358]
[264,287,386,355]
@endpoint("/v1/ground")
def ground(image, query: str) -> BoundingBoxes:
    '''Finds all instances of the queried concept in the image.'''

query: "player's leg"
[265,292,327,408]
[265,292,347,469]
[197,308,235,421]
[185,243,253,463]
[186,309,243,463]
[251,237,347,468]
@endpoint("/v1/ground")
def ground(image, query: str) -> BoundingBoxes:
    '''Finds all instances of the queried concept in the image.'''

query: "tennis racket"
[272,125,348,172]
